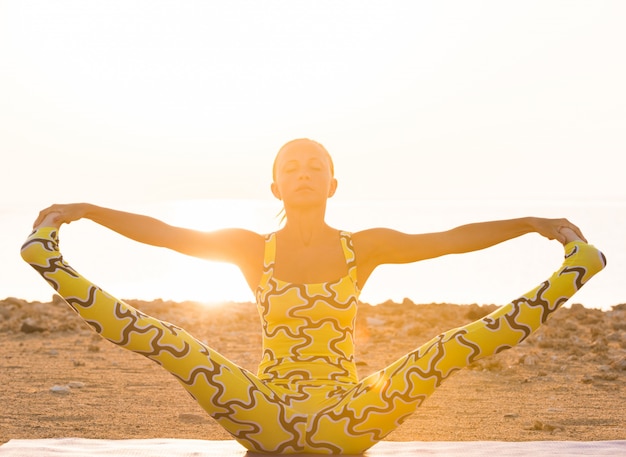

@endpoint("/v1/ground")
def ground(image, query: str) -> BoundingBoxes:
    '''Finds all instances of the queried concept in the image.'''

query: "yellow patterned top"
[255,232,360,387]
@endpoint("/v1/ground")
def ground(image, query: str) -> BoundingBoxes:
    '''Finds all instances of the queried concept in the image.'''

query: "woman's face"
[271,140,337,208]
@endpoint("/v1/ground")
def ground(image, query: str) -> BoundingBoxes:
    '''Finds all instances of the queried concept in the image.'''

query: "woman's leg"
[306,239,606,454]
[20,226,308,454]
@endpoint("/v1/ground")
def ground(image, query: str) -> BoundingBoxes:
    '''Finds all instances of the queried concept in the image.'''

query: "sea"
[2,198,624,311]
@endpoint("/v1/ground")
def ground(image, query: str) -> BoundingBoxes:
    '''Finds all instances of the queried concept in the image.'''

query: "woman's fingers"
[33,211,63,229]
[33,204,67,228]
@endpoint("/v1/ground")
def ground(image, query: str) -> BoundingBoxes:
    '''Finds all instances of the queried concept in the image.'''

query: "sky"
[1,1,625,306]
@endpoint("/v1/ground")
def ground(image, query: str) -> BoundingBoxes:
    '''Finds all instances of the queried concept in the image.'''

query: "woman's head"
[272,138,334,181]
[271,138,337,205]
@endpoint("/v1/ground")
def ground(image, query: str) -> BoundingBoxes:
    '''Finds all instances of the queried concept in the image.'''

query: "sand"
[1,296,624,444]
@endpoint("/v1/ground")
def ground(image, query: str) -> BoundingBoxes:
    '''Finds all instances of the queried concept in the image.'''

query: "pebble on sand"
[50,385,71,395]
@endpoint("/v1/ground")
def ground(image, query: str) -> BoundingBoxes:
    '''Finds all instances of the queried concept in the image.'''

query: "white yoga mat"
[1,438,625,456]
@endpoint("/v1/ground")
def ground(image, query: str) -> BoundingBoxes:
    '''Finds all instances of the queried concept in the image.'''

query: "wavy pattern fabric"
[21,227,606,454]
[255,232,360,389]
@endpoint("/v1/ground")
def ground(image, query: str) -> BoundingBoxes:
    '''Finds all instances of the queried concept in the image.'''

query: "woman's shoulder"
[351,228,421,261]
[350,228,395,254]
[351,227,406,242]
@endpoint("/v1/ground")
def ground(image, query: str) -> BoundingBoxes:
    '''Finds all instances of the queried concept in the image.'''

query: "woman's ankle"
[21,225,60,265]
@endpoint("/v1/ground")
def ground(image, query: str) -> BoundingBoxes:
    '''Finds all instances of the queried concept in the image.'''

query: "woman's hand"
[531,217,586,244]
[33,203,88,229]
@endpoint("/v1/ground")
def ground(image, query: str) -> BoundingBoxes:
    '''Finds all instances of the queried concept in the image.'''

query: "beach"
[1,297,624,444]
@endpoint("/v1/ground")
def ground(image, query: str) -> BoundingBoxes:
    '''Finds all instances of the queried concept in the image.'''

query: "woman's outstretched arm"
[33,203,264,280]
[35,203,190,247]
[353,217,587,284]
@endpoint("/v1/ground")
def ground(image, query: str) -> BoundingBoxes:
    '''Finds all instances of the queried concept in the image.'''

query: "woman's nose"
[297,170,310,180]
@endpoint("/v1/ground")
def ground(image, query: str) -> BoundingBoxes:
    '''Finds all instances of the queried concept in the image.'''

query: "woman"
[21,138,606,455]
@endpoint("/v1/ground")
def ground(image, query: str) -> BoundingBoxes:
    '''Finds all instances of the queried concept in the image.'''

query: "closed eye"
[308,158,323,171]
[282,161,298,173]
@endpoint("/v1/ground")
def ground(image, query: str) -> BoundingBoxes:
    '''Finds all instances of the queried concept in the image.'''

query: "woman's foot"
[22,212,63,265]
[560,227,606,279]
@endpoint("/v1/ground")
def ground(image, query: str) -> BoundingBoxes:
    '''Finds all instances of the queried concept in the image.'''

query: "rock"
[0,307,11,320]
[530,420,565,432]
[366,317,385,327]
[52,294,66,306]
[50,385,71,395]
[594,371,619,381]
[178,413,206,423]
[20,319,46,333]
[3,297,26,308]
[521,354,538,366]
[606,332,622,342]
[610,357,626,371]
[68,381,85,389]
[465,303,497,320]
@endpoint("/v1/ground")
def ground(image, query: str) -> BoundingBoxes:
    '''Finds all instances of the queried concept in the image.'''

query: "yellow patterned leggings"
[21,227,606,454]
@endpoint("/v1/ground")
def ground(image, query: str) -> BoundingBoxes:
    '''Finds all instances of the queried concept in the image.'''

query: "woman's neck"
[280,207,332,247]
